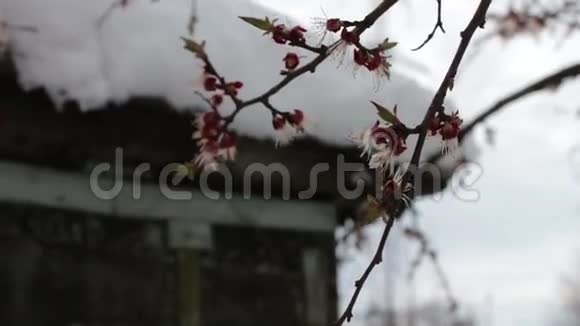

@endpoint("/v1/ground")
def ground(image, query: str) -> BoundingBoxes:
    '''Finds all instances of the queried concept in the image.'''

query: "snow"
[1,0,478,162]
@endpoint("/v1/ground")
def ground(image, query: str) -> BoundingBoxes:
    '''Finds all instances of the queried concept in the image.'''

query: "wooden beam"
[0,160,336,232]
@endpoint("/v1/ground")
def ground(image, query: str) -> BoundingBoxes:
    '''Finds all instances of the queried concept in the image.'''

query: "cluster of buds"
[203,74,244,100]
[353,47,393,79]
[429,110,463,155]
[191,111,238,171]
[191,60,244,170]
[270,24,307,45]
[315,17,397,80]
[271,109,307,146]
[269,25,307,73]
[238,17,309,74]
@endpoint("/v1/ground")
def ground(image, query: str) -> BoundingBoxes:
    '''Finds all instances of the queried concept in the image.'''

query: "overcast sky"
[3,0,580,325]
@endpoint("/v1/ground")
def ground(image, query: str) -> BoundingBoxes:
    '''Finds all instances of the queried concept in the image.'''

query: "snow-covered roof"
[1,0,478,162]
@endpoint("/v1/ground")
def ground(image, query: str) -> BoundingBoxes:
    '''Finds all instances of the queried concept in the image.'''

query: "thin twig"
[460,62,580,140]
[412,0,446,51]
[333,216,396,326]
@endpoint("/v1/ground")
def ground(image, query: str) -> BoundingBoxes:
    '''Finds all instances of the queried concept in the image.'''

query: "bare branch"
[460,62,580,140]
[412,0,446,51]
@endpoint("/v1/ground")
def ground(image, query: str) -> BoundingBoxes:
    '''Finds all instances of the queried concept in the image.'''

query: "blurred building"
[0,56,366,326]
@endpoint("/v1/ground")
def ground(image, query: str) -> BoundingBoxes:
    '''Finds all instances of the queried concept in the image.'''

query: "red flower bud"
[289,26,307,43]
[203,111,221,127]
[439,111,463,140]
[211,94,223,107]
[283,53,300,71]
[429,116,442,136]
[341,29,359,44]
[272,24,288,44]
[288,109,304,126]
[232,81,244,89]
[354,49,368,66]
[204,76,218,91]
[201,125,218,139]
[440,123,459,140]
[203,140,220,153]
[220,132,237,148]
[364,51,383,71]
[272,116,286,130]
[326,18,343,33]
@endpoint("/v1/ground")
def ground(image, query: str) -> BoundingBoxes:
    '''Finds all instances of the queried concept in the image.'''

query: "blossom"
[287,109,305,131]
[194,140,220,171]
[327,28,360,65]
[218,132,237,161]
[283,52,300,71]
[192,111,221,144]
[353,49,368,66]
[311,16,343,45]
[439,111,463,155]
[368,150,393,171]
[382,166,413,209]
[271,110,306,147]
[350,121,407,171]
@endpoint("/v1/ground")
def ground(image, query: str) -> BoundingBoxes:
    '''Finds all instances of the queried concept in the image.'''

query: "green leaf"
[181,37,206,59]
[239,16,274,32]
[362,194,386,225]
[176,162,196,181]
[378,38,398,51]
[371,101,399,124]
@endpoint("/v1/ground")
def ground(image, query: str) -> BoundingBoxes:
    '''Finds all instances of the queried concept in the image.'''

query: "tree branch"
[333,216,396,326]
[334,1,491,325]
[407,0,491,171]
[460,62,580,140]
[225,1,399,129]
[412,0,446,51]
